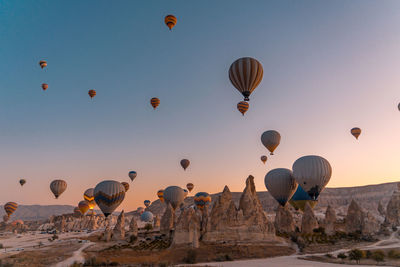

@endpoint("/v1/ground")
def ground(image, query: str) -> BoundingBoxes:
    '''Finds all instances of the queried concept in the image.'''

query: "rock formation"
[154,215,160,228]
[128,216,138,237]
[378,201,385,216]
[172,207,200,247]
[324,205,336,235]
[160,203,175,235]
[301,202,318,234]
[345,199,379,235]
[112,210,125,240]
[274,205,295,234]
[384,184,400,227]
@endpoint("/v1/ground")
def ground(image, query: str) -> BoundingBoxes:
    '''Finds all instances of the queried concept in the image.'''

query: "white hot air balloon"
[264,168,298,207]
[292,155,332,200]
[163,186,185,210]
[94,180,125,217]
[261,130,281,155]
[50,180,67,199]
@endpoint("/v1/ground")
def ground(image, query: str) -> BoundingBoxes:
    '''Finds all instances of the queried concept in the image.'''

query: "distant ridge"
[0,205,74,221]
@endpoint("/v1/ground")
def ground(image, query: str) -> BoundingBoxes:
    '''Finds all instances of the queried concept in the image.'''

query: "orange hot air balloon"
[39,60,47,69]
[88,90,96,99]
[157,189,164,202]
[150,97,160,109]
[351,127,361,140]
[237,101,249,116]
[261,155,267,164]
[121,182,129,192]
[78,200,90,215]
[42,83,48,91]
[165,15,177,30]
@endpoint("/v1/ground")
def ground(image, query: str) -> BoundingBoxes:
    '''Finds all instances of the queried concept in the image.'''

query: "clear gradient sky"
[0,0,400,211]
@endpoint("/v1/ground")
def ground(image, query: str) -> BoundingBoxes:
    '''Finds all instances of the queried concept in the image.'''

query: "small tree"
[371,250,385,265]
[337,252,347,262]
[144,223,153,232]
[349,249,363,264]
[365,250,372,259]
[38,241,44,248]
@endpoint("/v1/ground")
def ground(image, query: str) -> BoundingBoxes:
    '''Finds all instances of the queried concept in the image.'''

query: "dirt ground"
[83,241,295,266]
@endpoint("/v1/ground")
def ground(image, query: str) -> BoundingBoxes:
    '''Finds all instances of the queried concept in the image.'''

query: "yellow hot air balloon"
[88,89,96,99]
[42,83,48,91]
[39,60,47,69]
[351,127,361,140]
[150,97,160,110]
[237,101,249,116]
[229,57,263,101]
[261,155,267,164]
[165,15,177,30]
[157,189,164,202]
[4,202,18,217]
[83,188,95,210]
[78,200,90,215]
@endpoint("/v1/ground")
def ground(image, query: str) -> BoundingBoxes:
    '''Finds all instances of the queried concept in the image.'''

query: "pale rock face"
[172,207,200,247]
[378,201,385,216]
[301,202,319,234]
[346,200,364,233]
[112,210,125,240]
[324,205,337,235]
[154,215,160,228]
[128,216,138,237]
[384,185,400,227]
[274,205,295,234]
[160,203,175,235]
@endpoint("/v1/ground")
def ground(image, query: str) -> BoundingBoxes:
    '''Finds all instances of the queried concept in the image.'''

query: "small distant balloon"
[50,180,67,199]
[150,97,160,110]
[261,130,281,155]
[186,183,194,192]
[78,200,90,215]
[180,159,190,171]
[88,89,96,99]
[351,127,361,140]
[157,189,164,202]
[237,101,249,116]
[165,15,177,30]
[42,83,48,91]
[260,155,267,164]
[19,179,26,186]
[144,200,151,208]
[39,60,47,69]
[141,211,154,222]
[128,171,137,181]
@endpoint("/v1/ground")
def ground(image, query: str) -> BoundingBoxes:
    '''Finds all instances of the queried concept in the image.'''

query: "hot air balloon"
[50,180,67,199]
[4,202,18,217]
[73,207,82,217]
[141,211,154,222]
[261,130,281,155]
[128,171,137,181]
[3,215,9,223]
[289,185,318,212]
[88,89,96,99]
[351,127,361,140]
[180,159,190,171]
[164,15,177,30]
[39,60,47,69]
[183,189,188,198]
[229,57,263,101]
[292,155,332,200]
[150,97,160,110]
[261,155,267,164]
[157,189,164,202]
[237,101,249,116]
[144,200,151,208]
[121,182,129,192]
[42,83,48,91]
[19,179,26,186]
[398,103,400,111]
[194,192,211,210]
[84,188,96,210]
[87,210,96,216]
[94,180,125,217]
[137,207,144,214]
[78,200,90,215]
[186,183,194,192]
[163,186,185,210]
[264,168,298,207]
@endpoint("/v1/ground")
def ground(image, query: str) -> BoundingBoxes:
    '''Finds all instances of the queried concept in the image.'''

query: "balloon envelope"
[157,189,164,202]
[94,180,125,217]
[19,179,26,186]
[144,200,151,208]
[128,171,137,181]
[261,130,281,155]
[50,180,67,199]
[4,202,18,217]
[141,211,154,222]
[261,155,267,164]
[237,101,249,116]
[289,186,318,212]
[150,97,160,109]
[264,168,298,206]
[186,183,194,192]
[163,186,185,210]
[121,182,129,192]
[78,200,90,215]
[180,159,190,171]
[351,127,361,140]
[292,155,332,200]
[164,15,177,30]
[194,192,211,210]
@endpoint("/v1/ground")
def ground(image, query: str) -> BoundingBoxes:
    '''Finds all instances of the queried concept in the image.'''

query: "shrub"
[349,249,363,264]
[129,235,137,243]
[144,223,153,232]
[0,244,3,249]
[365,250,372,258]
[215,254,233,261]
[371,250,385,264]
[337,252,347,262]
[313,227,325,234]
[183,249,197,264]
[388,250,400,259]
[325,253,333,258]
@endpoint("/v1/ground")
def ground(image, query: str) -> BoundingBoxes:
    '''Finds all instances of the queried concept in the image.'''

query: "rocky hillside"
[0,205,75,221]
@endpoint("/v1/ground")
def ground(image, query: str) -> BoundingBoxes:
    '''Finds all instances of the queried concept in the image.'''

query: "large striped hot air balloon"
[157,189,164,202]
[42,83,48,91]
[19,179,26,186]
[292,155,332,200]
[229,57,263,101]
[186,183,194,192]
[237,101,249,116]
[351,127,361,140]
[121,182,129,192]
[4,202,18,217]
[50,180,67,199]
[289,185,318,212]
[94,180,125,217]
[163,186,185,210]
[141,211,154,222]
[39,60,47,69]
[150,97,160,110]
[261,130,281,155]
[78,200,90,215]
[180,159,190,171]
[264,168,298,207]
[144,200,151,208]
[128,171,137,181]
[84,188,96,210]
[164,15,177,30]
[194,192,211,210]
